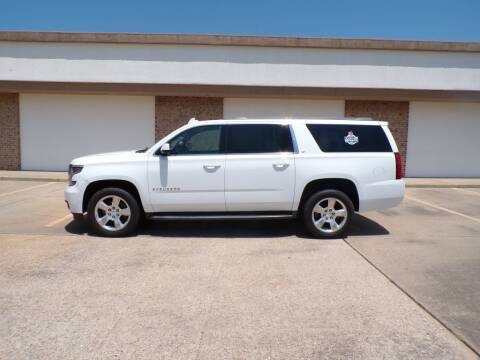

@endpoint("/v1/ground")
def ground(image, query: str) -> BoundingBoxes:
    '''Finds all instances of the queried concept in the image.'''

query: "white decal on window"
[344,131,359,145]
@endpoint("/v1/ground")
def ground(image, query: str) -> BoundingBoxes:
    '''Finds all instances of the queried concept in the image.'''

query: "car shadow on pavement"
[64,213,389,239]
[65,218,306,239]
[143,219,305,239]
[346,214,390,237]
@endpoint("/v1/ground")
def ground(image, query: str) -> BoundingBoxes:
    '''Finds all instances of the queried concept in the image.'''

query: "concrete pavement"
[0,180,479,359]
[346,187,480,354]
[0,233,474,359]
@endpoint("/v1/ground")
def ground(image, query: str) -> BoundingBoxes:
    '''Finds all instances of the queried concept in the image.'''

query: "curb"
[406,184,480,188]
[0,176,67,182]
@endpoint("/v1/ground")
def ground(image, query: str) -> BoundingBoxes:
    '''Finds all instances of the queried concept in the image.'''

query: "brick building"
[0,32,479,176]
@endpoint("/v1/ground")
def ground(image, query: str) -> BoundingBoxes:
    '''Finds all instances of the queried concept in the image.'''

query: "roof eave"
[0,31,479,53]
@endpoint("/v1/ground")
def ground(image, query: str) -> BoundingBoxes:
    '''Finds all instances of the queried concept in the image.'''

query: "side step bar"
[146,212,296,221]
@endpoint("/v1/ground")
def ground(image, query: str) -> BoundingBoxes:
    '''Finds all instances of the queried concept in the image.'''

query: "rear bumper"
[359,179,405,212]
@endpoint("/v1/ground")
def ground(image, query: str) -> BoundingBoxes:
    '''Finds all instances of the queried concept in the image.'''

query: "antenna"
[188,117,198,124]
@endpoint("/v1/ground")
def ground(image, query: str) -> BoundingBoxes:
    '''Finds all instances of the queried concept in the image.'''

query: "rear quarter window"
[306,124,392,152]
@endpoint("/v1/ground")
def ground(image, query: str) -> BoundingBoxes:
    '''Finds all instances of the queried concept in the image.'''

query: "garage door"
[224,98,344,119]
[20,94,155,171]
[406,102,480,177]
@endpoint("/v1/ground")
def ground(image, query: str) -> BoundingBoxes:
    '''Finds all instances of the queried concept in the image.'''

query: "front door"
[147,125,226,212]
[224,124,295,211]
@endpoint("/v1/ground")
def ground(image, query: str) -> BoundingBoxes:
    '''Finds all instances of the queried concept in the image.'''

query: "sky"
[1,0,479,42]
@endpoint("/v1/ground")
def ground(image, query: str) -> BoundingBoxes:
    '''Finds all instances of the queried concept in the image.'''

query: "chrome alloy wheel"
[311,197,348,233]
[94,195,131,232]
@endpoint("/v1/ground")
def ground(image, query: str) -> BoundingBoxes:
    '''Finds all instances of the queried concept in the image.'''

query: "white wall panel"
[406,102,480,177]
[20,94,155,171]
[1,42,479,91]
[224,98,344,119]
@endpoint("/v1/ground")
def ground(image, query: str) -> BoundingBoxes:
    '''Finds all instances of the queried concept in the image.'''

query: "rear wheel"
[302,189,354,238]
[87,187,140,237]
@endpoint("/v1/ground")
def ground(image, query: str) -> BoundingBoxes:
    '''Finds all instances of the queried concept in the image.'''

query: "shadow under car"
[65,213,389,239]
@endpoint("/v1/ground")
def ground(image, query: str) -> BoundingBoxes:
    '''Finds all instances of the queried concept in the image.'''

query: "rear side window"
[226,124,293,154]
[306,124,392,152]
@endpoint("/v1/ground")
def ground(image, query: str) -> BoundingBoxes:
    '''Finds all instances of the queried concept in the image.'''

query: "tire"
[302,189,354,239]
[87,187,140,237]
[72,213,84,222]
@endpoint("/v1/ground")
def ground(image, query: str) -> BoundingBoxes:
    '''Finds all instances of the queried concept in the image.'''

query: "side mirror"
[159,143,171,156]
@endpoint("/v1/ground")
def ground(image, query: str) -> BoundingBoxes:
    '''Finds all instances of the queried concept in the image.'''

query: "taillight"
[394,152,403,179]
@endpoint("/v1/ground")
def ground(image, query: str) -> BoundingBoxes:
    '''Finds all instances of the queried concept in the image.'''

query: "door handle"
[273,163,290,170]
[203,164,221,172]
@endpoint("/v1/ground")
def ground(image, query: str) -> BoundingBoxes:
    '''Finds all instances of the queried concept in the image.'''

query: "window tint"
[169,125,222,155]
[226,124,293,154]
[307,124,392,152]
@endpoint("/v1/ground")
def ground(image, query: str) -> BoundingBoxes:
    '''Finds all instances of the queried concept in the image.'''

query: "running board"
[146,212,296,221]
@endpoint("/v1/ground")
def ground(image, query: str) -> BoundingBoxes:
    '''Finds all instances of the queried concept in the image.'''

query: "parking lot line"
[453,187,480,197]
[44,214,73,227]
[0,182,55,198]
[405,195,480,224]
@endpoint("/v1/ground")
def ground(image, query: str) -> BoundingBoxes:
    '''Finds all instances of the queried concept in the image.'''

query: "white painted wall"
[406,102,480,177]
[1,42,479,91]
[224,98,344,119]
[20,94,155,171]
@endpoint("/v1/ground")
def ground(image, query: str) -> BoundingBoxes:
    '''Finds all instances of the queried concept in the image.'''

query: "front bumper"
[64,181,85,214]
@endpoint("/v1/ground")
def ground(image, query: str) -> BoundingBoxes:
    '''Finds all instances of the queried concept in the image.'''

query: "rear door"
[224,124,295,211]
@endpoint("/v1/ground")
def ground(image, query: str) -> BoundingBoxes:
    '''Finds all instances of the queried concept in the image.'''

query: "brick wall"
[0,93,20,170]
[345,100,409,171]
[155,96,223,141]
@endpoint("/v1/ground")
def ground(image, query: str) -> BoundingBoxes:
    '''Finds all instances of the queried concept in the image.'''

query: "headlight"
[68,164,83,186]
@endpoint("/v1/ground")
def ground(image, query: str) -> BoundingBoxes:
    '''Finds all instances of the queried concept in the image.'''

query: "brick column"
[155,96,223,141]
[345,100,409,171]
[0,93,20,170]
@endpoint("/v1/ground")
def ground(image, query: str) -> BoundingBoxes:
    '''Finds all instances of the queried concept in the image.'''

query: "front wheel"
[72,213,84,222]
[87,187,140,237]
[302,190,354,239]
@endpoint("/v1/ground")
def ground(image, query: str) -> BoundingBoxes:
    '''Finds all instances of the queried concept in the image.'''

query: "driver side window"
[169,125,222,155]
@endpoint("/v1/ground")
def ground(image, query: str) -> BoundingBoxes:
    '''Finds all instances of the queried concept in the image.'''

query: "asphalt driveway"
[0,180,479,359]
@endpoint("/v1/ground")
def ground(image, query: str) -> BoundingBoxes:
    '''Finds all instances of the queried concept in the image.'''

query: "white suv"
[65,119,404,238]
